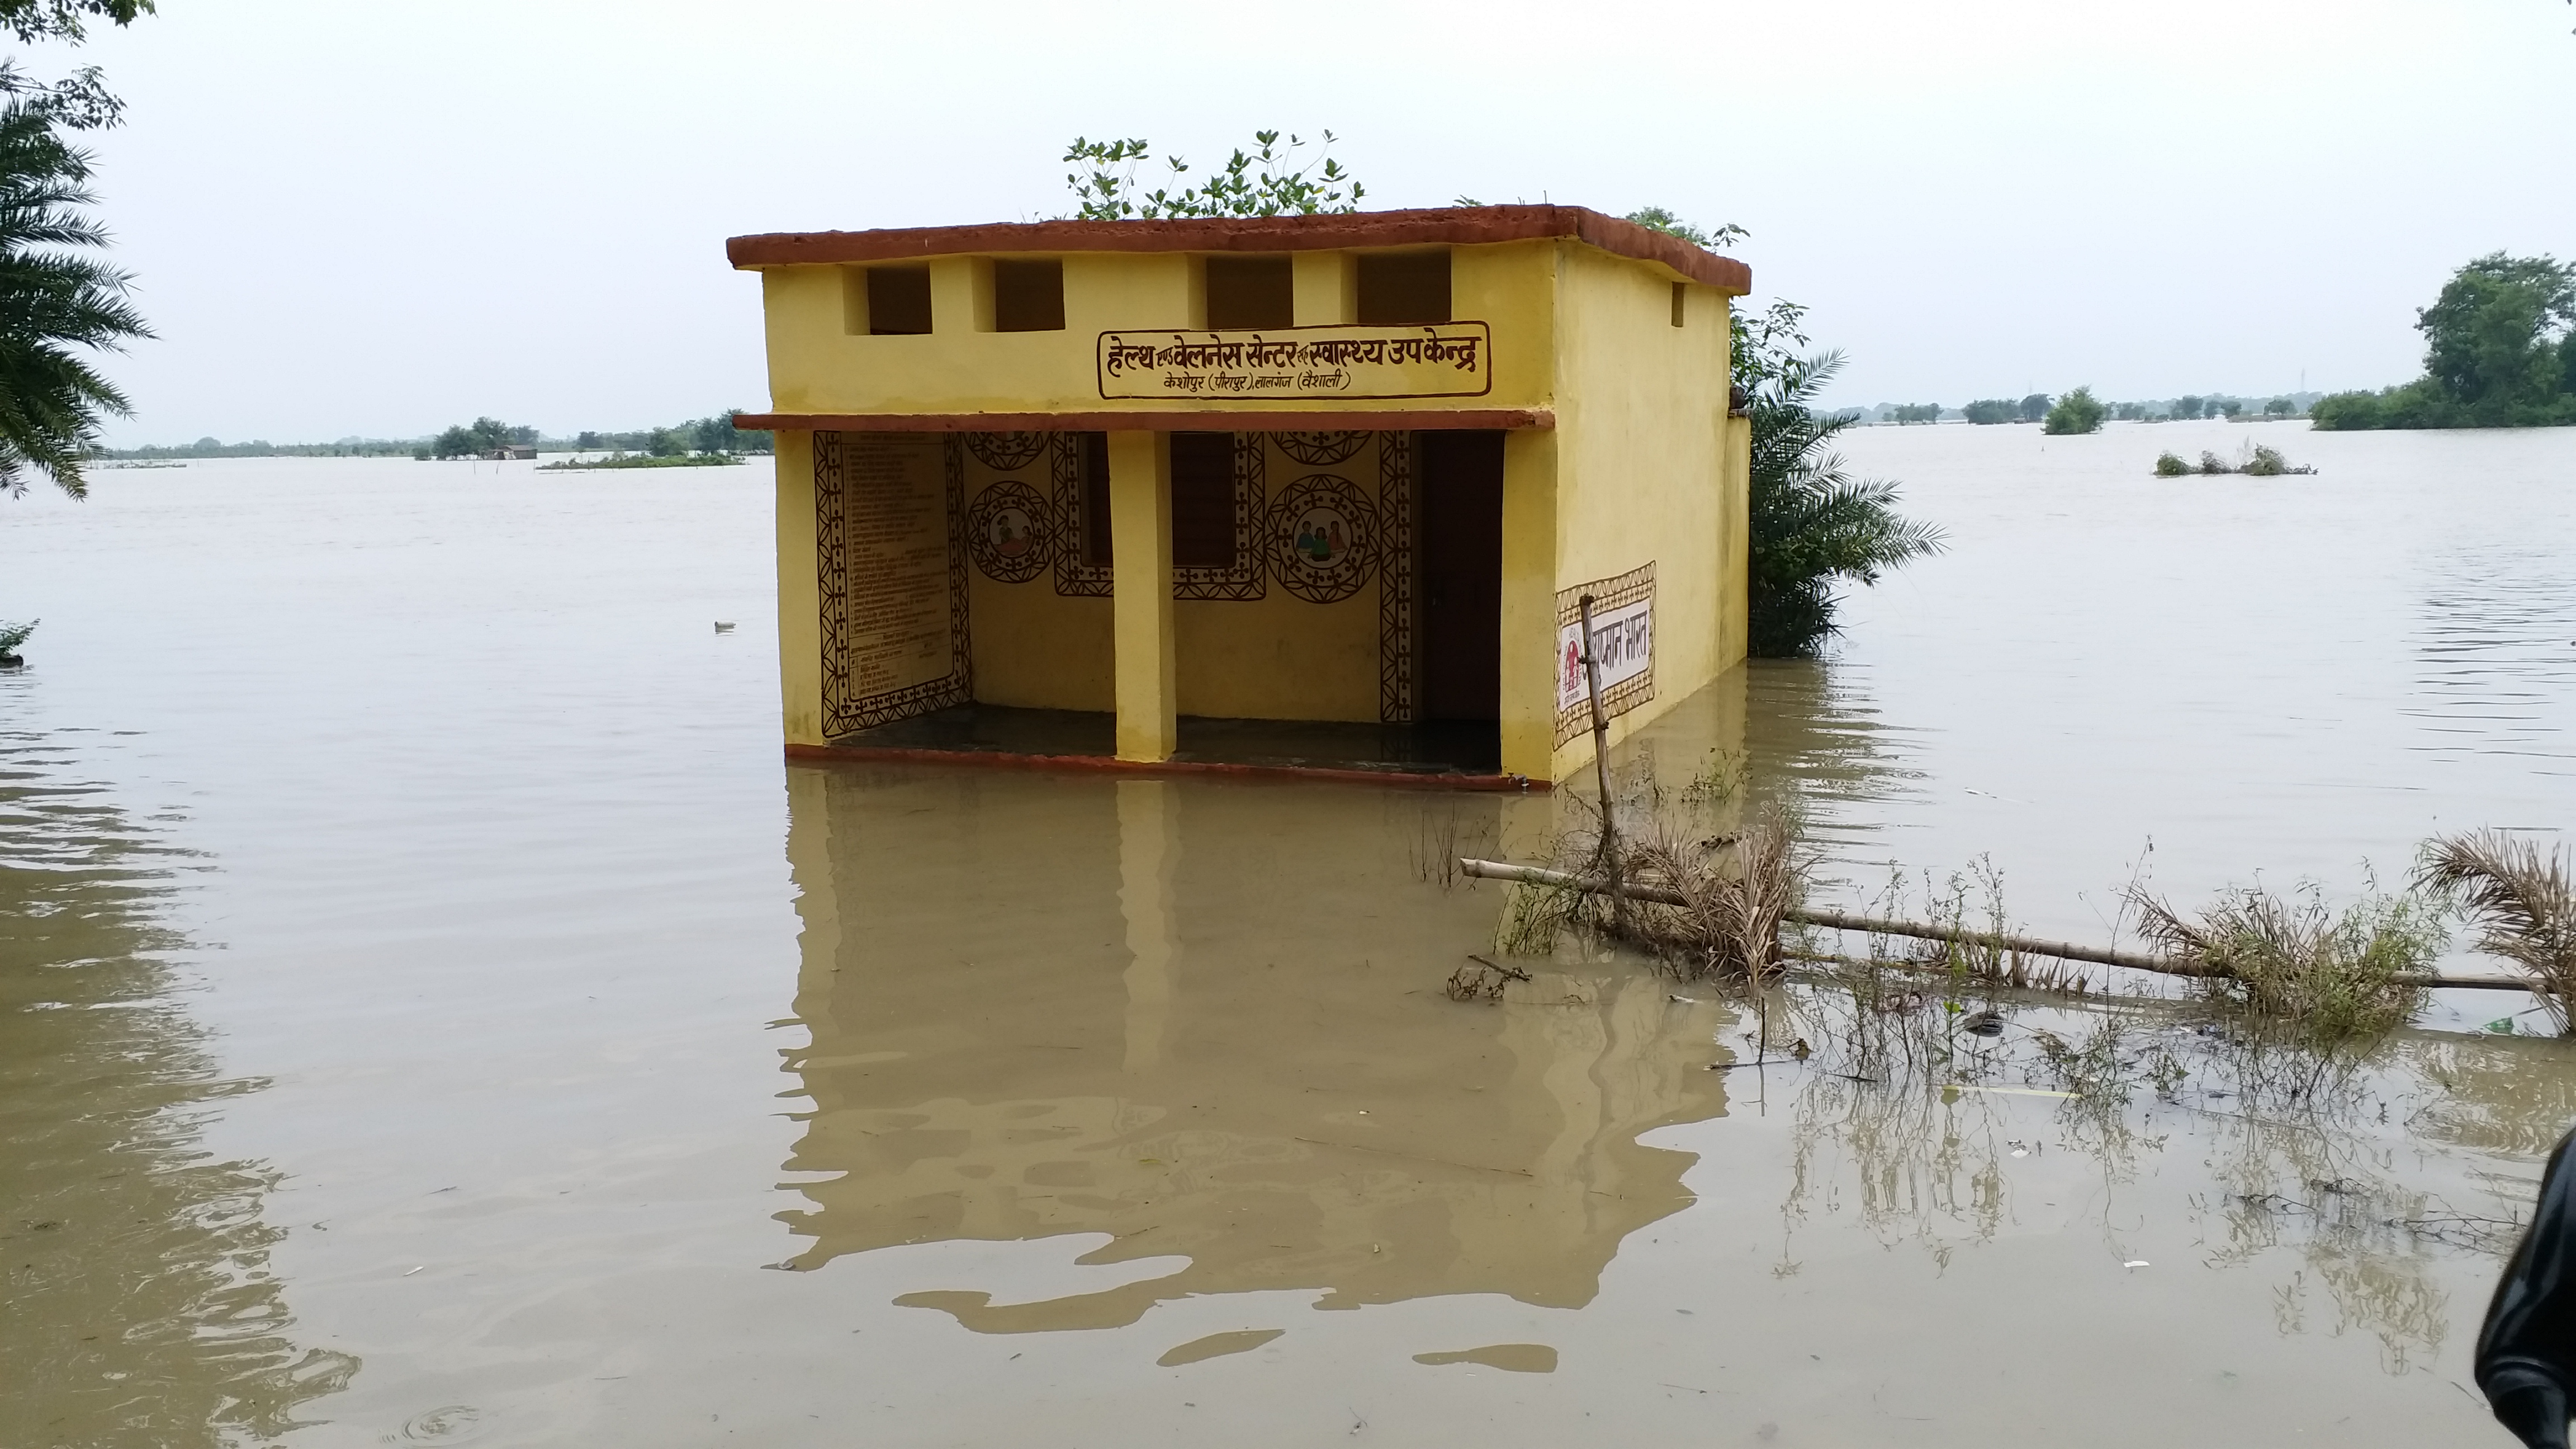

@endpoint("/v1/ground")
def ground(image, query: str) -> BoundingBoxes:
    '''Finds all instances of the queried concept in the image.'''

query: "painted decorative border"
[1276,430,1369,467]
[1050,433,1113,598]
[1552,562,1655,746]
[964,431,1048,472]
[966,479,1052,583]
[1376,432,1413,724]
[815,430,974,738]
[1173,434,1265,602]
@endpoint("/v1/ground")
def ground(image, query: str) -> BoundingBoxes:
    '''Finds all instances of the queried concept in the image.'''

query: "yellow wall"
[1537,244,1740,782]
[758,244,1561,422]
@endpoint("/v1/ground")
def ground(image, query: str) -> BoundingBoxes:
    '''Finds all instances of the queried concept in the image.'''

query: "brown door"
[1417,430,1504,721]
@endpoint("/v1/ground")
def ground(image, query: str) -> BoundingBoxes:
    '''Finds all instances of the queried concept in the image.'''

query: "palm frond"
[0,95,147,499]
[2415,829,2576,1026]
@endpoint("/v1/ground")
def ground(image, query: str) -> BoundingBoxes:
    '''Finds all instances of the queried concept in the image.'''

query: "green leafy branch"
[1061,130,1365,220]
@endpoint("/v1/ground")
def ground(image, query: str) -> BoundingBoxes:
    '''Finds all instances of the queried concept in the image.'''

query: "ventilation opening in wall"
[864,265,932,335]
[1170,433,1235,569]
[1205,256,1294,331]
[993,259,1064,332]
[1356,250,1451,325]
[1671,282,1688,328]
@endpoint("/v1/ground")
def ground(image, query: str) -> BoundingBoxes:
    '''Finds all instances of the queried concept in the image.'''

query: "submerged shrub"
[2243,444,2288,477]
[2133,881,2445,1043]
[2198,450,2231,475]
[2153,451,2191,477]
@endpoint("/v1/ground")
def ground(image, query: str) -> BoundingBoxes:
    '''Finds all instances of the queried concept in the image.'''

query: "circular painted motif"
[964,431,1048,472]
[967,480,1051,583]
[1271,430,1368,467]
[1265,475,1376,604]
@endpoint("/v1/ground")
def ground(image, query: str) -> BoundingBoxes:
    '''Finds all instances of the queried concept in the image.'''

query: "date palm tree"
[1745,345,1944,656]
[0,94,148,499]
[1624,208,1944,655]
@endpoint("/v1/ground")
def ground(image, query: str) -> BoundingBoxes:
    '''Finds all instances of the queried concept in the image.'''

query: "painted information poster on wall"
[1554,564,1656,744]
[816,431,969,735]
[1096,323,1493,400]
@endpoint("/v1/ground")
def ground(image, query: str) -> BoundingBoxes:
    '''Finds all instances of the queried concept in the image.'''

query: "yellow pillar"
[773,430,826,746]
[1497,427,1560,781]
[1108,430,1176,761]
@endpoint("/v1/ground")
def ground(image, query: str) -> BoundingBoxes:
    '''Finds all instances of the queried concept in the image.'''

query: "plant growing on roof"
[1062,130,1364,220]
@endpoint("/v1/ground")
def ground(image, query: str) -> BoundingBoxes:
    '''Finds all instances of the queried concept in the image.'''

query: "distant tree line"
[97,410,776,461]
[2312,253,2576,430]
[1850,392,2317,429]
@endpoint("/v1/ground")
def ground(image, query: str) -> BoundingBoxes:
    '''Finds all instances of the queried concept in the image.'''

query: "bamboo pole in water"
[1454,858,2539,992]
[1575,595,1625,935]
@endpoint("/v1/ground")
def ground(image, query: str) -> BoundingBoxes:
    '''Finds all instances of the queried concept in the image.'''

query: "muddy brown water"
[2,423,2572,1446]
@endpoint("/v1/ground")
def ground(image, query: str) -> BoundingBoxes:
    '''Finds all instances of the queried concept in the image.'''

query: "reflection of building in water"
[0,735,354,1447]
[730,207,1754,784]
[777,764,1733,1331]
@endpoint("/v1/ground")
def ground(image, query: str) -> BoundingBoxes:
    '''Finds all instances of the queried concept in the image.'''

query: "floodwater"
[1,420,2570,1446]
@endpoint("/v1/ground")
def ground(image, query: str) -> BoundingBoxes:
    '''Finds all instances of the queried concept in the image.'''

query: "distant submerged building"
[728,206,1751,785]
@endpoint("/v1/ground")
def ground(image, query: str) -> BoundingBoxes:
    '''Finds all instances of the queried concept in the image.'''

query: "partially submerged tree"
[2313,253,2576,429]
[2042,386,2106,434]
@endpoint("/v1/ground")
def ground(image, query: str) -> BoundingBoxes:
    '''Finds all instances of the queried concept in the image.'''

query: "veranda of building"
[729,205,1752,785]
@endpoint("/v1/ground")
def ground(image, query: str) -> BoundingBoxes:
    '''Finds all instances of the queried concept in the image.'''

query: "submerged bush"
[2243,444,2289,477]
[2153,451,2191,477]
[0,618,34,659]
[2133,882,2445,1043]
[2198,450,2230,475]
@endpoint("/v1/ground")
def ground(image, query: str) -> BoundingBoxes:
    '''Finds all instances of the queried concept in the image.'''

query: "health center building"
[728,205,1753,787]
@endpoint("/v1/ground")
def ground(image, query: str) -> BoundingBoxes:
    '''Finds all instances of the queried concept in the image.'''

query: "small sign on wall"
[1554,564,1656,745]
[1097,323,1493,400]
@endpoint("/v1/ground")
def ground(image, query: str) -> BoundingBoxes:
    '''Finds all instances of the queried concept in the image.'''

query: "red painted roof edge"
[726,206,1751,294]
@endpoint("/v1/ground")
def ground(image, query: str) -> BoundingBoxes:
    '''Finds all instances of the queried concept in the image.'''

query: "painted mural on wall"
[815,431,972,736]
[1554,563,1655,746]
[1265,474,1376,604]
[1096,324,1492,400]
[952,430,1417,724]
[966,480,1051,583]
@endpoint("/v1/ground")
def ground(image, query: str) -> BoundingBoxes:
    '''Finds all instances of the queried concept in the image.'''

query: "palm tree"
[1745,347,1944,656]
[0,95,148,499]
[1625,206,1945,656]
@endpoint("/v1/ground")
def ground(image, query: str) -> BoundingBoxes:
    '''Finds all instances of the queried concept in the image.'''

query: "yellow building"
[730,205,1751,785]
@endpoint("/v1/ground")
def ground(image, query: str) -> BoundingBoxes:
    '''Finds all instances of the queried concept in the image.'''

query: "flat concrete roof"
[726,205,1751,295]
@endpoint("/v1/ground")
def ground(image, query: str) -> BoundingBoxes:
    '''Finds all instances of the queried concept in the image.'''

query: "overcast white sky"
[51,0,2576,444]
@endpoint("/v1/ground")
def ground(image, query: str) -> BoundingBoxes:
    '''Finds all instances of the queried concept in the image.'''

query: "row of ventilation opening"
[842,250,1457,338]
